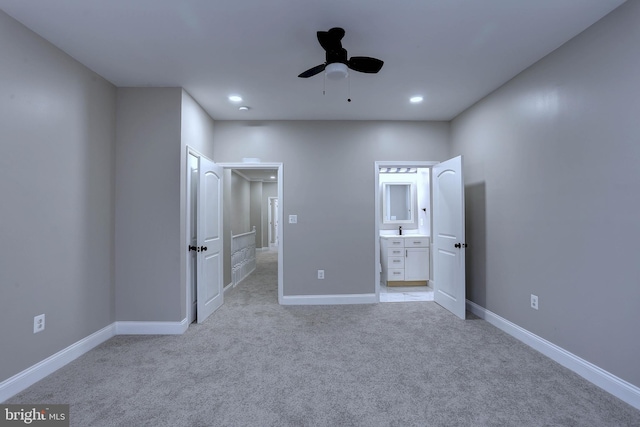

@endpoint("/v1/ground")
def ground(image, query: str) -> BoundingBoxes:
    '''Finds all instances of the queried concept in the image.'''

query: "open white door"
[197,156,224,323]
[432,155,466,319]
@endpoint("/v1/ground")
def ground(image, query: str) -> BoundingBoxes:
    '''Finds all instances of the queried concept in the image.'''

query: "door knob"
[188,245,198,252]
[454,243,468,248]
[200,246,208,252]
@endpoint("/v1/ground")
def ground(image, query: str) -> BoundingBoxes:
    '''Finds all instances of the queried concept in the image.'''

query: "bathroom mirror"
[383,182,415,224]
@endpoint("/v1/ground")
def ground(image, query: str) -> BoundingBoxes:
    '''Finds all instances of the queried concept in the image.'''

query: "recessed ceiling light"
[238,106,250,111]
[228,95,243,102]
[410,96,423,104]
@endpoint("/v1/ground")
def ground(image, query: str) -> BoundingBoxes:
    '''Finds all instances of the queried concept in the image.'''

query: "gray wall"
[450,0,640,388]
[213,121,450,296]
[180,90,216,161]
[115,88,183,321]
[116,88,215,322]
[0,11,116,382]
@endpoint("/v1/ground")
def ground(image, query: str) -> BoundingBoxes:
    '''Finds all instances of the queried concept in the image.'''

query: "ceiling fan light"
[325,63,348,80]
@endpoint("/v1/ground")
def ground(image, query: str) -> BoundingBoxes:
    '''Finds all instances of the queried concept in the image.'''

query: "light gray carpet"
[7,250,640,426]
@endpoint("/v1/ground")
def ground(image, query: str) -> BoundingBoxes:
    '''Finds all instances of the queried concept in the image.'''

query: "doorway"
[374,158,467,319]
[219,162,284,305]
[186,157,284,325]
[376,162,436,303]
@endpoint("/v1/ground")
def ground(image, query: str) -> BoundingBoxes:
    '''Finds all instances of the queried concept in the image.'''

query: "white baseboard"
[114,318,188,335]
[466,300,640,411]
[1,318,193,402]
[0,324,115,402]
[281,293,377,305]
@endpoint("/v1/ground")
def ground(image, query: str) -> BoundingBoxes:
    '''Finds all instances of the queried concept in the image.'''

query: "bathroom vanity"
[380,235,430,286]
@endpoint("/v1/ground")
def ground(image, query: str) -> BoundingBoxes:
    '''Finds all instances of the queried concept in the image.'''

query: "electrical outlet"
[317,270,324,279]
[289,215,297,224]
[34,314,45,333]
[530,294,539,310]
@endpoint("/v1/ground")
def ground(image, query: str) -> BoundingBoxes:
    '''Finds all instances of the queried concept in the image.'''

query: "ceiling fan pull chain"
[323,72,326,95]
[347,73,351,103]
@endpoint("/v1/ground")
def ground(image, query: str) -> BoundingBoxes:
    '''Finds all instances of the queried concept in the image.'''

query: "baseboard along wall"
[114,319,189,335]
[3,301,639,411]
[281,293,378,305]
[0,324,115,402]
[466,300,640,411]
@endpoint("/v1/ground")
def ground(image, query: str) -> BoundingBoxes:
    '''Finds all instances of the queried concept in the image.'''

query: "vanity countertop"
[380,234,429,239]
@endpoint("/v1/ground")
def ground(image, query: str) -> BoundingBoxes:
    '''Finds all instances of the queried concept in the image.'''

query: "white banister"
[231,226,257,286]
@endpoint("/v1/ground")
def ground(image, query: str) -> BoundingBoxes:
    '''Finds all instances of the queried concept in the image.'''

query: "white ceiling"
[0,0,625,121]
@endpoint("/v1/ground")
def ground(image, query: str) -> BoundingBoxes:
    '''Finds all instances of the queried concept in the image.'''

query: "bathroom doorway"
[376,162,436,303]
[374,158,467,319]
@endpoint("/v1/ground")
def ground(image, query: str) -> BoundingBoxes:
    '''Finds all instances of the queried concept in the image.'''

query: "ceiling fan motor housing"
[325,47,349,79]
[325,62,349,79]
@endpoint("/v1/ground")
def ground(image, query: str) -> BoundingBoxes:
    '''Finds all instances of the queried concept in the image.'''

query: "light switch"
[289,215,298,224]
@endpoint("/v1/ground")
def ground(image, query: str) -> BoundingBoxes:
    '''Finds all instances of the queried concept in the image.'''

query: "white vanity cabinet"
[380,236,430,286]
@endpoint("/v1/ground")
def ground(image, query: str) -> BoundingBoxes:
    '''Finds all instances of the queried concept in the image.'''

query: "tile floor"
[379,283,434,302]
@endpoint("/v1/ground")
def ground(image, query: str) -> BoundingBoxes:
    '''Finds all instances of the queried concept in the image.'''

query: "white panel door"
[432,156,466,319]
[197,156,224,323]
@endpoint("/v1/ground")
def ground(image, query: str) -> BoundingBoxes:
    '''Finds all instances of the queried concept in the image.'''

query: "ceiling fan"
[298,27,384,80]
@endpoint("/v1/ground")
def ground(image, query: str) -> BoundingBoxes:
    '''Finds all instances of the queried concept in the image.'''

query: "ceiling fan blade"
[298,63,326,78]
[317,27,345,52]
[347,56,384,74]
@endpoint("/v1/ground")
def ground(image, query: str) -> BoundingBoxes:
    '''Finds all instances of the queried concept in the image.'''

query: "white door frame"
[186,151,199,324]
[219,162,284,304]
[374,161,439,301]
